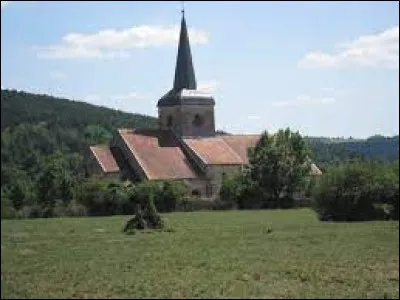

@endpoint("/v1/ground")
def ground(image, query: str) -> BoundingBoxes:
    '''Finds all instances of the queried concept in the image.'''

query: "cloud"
[272,95,336,108]
[247,116,261,120]
[50,71,67,80]
[298,25,399,69]
[35,25,209,60]
[1,1,11,9]
[197,80,220,93]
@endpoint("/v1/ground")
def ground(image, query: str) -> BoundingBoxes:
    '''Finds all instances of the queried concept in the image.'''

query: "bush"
[75,178,130,216]
[1,196,17,219]
[154,181,188,212]
[176,197,215,211]
[312,162,398,221]
[66,200,87,217]
[123,184,164,233]
[219,172,243,209]
[17,204,43,219]
[52,200,67,217]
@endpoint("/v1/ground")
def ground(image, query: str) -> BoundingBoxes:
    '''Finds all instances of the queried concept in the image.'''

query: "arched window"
[191,189,201,197]
[167,115,173,127]
[192,114,204,127]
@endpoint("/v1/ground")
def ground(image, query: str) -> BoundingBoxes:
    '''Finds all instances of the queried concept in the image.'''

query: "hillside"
[1,89,157,193]
[1,89,157,130]
[305,135,399,164]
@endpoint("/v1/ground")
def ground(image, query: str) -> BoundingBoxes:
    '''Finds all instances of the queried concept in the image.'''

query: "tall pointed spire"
[173,9,197,91]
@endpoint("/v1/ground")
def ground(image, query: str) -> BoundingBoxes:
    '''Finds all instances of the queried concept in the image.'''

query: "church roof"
[117,129,198,180]
[157,12,214,107]
[183,137,244,165]
[221,135,261,164]
[173,13,196,91]
[89,145,120,173]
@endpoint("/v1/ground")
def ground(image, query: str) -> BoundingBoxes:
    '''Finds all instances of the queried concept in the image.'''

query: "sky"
[1,1,399,138]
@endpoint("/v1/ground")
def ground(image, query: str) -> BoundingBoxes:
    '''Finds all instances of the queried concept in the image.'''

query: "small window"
[206,184,213,197]
[167,115,173,127]
[192,189,201,197]
[192,114,204,127]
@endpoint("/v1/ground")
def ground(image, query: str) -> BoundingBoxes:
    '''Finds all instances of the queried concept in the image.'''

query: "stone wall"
[158,104,215,137]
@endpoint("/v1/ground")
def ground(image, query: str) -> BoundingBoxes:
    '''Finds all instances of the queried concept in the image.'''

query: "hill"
[1,89,157,194]
[1,89,157,130]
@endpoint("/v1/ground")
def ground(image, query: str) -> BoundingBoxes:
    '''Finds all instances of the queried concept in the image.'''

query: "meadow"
[1,209,399,299]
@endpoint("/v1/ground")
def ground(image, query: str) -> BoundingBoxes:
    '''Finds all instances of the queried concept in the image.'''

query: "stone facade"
[158,103,215,137]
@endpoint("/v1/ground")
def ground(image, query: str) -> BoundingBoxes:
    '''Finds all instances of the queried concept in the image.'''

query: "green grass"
[1,209,399,299]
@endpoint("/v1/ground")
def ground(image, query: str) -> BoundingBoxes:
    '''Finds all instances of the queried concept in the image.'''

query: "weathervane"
[181,1,185,15]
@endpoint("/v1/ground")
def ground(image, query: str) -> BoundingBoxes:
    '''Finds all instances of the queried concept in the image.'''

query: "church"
[85,12,322,199]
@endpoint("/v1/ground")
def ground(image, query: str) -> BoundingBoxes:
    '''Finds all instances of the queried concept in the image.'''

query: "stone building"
[86,12,322,199]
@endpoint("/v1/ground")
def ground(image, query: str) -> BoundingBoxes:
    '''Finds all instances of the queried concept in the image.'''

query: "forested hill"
[1,89,157,130]
[306,135,399,164]
[1,89,158,194]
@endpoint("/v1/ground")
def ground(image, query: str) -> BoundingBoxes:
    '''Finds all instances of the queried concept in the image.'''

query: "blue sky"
[1,1,399,138]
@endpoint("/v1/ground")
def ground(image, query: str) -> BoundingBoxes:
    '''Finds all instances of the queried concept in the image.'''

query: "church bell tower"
[157,9,216,137]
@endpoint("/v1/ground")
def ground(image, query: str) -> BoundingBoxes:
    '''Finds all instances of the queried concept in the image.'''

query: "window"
[167,115,173,127]
[206,184,213,197]
[192,189,201,197]
[192,114,204,127]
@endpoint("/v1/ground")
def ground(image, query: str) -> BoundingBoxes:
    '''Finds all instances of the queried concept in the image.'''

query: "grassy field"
[1,209,399,299]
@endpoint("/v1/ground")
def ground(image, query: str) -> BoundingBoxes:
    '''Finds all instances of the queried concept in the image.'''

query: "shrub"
[312,162,398,221]
[52,200,67,217]
[1,196,17,219]
[66,200,87,217]
[154,181,188,212]
[176,197,215,211]
[123,184,164,233]
[17,204,43,219]
[219,172,243,209]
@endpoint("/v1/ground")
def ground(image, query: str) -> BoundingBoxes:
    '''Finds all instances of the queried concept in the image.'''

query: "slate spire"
[173,10,197,91]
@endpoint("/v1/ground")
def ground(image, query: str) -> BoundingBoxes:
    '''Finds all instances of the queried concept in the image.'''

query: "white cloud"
[197,80,220,93]
[1,1,11,9]
[50,71,67,80]
[298,25,399,69]
[272,95,336,108]
[35,25,209,60]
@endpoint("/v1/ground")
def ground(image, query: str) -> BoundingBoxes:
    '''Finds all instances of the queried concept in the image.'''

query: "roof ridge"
[117,130,151,180]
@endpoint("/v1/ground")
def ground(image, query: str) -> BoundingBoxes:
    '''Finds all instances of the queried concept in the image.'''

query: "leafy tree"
[219,172,244,209]
[246,128,310,208]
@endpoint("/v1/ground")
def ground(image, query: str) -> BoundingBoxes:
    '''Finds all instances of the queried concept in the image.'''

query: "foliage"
[154,181,188,212]
[245,128,311,208]
[305,135,399,164]
[218,172,245,209]
[312,161,399,221]
[1,193,16,219]
[123,182,164,233]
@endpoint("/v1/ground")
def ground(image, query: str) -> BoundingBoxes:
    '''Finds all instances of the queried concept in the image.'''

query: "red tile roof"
[183,135,260,165]
[89,145,120,173]
[118,129,198,180]
[221,135,261,164]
